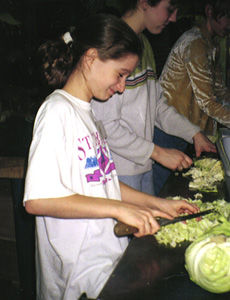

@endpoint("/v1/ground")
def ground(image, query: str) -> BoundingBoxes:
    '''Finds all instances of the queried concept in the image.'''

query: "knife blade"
[114,209,214,237]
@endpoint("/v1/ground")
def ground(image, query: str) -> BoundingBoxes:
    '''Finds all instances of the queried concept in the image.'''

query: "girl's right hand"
[151,145,192,172]
[116,204,174,237]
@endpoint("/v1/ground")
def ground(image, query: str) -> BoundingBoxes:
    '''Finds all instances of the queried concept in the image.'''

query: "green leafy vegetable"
[185,219,230,293]
[155,195,230,247]
[183,158,225,192]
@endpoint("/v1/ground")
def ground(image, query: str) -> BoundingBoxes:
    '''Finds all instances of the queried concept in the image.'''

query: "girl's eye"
[168,6,175,15]
[119,73,123,78]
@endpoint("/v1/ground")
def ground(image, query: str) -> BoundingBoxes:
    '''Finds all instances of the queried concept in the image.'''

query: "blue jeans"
[119,169,155,196]
[153,127,188,196]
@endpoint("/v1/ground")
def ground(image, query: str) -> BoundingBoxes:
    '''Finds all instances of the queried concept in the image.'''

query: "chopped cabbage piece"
[183,158,225,192]
[155,196,230,248]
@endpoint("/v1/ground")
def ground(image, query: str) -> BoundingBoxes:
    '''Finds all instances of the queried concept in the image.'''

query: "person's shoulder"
[47,90,76,107]
[176,27,202,45]
[173,26,205,55]
[188,26,209,52]
[34,90,78,133]
[40,90,76,118]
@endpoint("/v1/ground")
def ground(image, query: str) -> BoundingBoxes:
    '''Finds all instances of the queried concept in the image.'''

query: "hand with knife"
[114,209,213,237]
[116,181,200,238]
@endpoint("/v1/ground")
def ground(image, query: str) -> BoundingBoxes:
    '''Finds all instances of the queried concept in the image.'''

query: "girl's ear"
[84,48,99,70]
[205,4,213,18]
[139,0,148,11]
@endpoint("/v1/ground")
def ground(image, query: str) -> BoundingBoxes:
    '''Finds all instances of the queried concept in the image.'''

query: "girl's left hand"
[152,198,200,218]
[193,131,217,157]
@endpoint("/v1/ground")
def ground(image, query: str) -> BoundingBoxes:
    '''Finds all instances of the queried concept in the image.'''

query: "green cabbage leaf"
[155,195,230,247]
[185,219,230,293]
[183,158,225,192]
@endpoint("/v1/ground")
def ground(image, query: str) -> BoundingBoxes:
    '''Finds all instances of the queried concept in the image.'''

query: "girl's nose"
[117,79,126,93]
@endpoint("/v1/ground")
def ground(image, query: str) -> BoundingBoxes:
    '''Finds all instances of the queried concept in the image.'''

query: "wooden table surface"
[0,157,26,179]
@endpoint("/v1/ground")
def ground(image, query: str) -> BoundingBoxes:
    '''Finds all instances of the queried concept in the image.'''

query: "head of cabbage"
[185,219,230,293]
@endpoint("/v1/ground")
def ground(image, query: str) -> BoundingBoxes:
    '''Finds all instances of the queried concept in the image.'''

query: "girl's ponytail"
[38,34,74,88]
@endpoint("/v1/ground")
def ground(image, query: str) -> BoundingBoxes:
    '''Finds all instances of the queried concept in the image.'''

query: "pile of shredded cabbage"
[155,194,230,248]
[182,158,225,192]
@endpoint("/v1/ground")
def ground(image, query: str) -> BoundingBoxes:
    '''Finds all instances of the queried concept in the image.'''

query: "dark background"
[0,0,228,131]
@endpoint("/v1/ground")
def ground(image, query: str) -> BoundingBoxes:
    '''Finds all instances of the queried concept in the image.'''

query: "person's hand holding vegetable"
[193,131,217,157]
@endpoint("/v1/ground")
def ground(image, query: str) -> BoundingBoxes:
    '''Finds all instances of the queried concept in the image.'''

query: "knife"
[114,209,214,237]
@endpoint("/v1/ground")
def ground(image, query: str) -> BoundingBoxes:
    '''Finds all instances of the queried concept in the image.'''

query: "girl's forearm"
[119,181,159,208]
[25,194,124,220]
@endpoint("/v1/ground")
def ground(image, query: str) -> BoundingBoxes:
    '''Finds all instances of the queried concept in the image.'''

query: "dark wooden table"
[98,151,230,300]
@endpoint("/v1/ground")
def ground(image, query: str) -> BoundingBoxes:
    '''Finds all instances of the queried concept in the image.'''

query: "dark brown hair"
[202,0,230,20]
[118,0,181,16]
[38,14,142,88]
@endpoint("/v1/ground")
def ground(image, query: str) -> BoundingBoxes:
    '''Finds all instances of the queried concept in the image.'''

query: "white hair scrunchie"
[63,32,73,45]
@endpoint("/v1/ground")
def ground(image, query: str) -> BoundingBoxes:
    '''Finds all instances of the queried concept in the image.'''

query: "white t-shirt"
[23,90,128,300]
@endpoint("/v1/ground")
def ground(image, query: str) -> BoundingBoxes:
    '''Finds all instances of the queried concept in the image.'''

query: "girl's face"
[88,54,139,101]
[211,14,230,38]
[143,0,178,34]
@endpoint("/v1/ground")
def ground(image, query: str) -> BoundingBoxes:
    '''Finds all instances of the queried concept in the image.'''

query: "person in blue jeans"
[92,0,216,196]
[154,0,230,195]
[153,127,188,195]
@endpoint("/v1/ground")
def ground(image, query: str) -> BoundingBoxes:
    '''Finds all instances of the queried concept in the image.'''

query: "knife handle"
[114,222,138,237]
[114,218,174,237]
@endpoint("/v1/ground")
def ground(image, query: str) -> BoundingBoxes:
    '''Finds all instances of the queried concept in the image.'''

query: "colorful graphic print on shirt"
[78,130,115,185]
